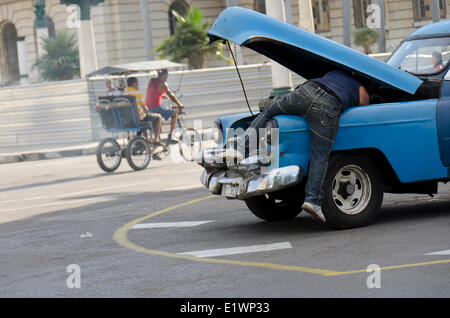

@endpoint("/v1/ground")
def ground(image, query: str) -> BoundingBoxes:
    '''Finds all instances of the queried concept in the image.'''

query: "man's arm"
[161,82,184,109]
[359,86,370,106]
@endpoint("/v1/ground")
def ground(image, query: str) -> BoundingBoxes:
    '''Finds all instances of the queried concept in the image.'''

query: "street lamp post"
[226,0,244,65]
[342,0,352,47]
[374,0,386,53]
[60,0,104,77]
[33,0,49,59]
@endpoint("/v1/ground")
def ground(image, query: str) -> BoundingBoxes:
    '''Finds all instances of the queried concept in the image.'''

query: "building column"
[60,0,104,77]
[16,37,29,85]
[79,19,98,77]
[298,0,314,32]
[266,0,293,97]
[431,0,440,22]
[140,0,154,60]
[34,0,49,59]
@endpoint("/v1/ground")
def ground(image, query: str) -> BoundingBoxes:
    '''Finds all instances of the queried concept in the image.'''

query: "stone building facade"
[0,0,448,86]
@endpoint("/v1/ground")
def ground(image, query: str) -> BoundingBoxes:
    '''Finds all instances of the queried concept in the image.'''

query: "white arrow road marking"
[131,221,213,229]
[425,249,450,255]
[178,242,293,258]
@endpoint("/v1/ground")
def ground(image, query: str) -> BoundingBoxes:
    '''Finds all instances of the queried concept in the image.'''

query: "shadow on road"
[376,199,450,225]
[0,166,173,193]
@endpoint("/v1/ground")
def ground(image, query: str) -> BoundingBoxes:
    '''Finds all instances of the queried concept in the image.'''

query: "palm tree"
[353,28,380,55]
[34,31,80,81]
[155,7,230,69]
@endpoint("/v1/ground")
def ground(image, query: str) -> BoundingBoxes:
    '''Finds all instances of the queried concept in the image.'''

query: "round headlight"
[212,120,223,145]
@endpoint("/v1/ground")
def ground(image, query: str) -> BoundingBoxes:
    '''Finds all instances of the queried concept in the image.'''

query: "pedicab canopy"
[208,7,423,94]
[85,60,185,78]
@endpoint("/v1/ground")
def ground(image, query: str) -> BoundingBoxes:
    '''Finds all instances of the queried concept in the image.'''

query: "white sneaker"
[302,202,326,223]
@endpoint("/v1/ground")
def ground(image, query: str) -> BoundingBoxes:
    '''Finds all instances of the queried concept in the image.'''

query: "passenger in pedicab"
[106,79,126,96]
[126,77,163,145]
[115,79,126,96]
[105,79,116,96]
[145,69,184,144]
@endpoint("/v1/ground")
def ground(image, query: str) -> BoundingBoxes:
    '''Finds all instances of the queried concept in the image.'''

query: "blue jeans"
[246,81,342,206]
[150,106,174,121]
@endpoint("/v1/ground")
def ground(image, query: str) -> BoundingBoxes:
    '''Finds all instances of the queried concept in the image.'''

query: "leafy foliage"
[156,7,230,69]
[353,28,380,54]
[34,31,80,81]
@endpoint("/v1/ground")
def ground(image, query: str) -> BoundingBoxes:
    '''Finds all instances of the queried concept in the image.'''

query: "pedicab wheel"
[126,136,151,171]
[321,154,383,229]
[96,138,122,173]
[178,128,202,162]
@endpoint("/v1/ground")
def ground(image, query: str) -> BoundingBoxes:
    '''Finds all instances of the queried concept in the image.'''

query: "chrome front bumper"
[200,165,303,199]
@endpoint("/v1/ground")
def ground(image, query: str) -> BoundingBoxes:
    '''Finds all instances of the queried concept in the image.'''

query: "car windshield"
[387,37,450,75]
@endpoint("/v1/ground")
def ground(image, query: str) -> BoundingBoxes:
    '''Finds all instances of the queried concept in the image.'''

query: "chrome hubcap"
[331,165,372,215]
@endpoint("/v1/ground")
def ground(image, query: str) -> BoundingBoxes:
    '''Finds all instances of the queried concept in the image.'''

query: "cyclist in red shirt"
[146,69,184,143]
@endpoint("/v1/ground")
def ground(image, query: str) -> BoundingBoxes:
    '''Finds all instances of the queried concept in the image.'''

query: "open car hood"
[208,7,422,94]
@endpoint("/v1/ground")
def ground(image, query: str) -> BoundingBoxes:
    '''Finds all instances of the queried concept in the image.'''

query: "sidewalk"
[0,142,99,165]
[0,130,211,165]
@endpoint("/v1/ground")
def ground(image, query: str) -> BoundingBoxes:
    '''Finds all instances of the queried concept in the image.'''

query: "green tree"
[353,28,380,55]
[155,7,230,69]
[34,31,80,81]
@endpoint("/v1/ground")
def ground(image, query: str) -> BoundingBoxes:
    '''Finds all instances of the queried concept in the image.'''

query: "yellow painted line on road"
[325,259,450,276]
[113,195,450,277]
[113,195,339,277]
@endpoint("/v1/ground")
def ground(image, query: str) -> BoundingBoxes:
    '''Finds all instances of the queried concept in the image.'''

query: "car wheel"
[322,154,383,229]
[244,187,304,221]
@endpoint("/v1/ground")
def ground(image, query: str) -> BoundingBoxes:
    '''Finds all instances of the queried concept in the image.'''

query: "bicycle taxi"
[86,61,201,173]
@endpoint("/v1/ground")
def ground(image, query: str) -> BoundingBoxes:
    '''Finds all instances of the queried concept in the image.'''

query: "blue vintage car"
[198,7,450,229]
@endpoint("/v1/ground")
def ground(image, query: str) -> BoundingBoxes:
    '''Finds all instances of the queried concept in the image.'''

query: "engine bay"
[368,78,441,105]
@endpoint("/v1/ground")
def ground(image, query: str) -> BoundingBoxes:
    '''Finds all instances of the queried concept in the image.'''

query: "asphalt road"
[0,154,449,298]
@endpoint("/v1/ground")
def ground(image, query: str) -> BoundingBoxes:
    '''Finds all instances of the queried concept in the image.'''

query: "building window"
[0,22,20,85]
[312,0,330,32]
[47,16,55,39]
[254,0,266,14]
[168,0,189,36]
[413,0,446,21]
[353,0,373,28]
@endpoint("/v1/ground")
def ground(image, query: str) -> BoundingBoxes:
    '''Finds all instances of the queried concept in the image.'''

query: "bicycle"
[162,98,202,162]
